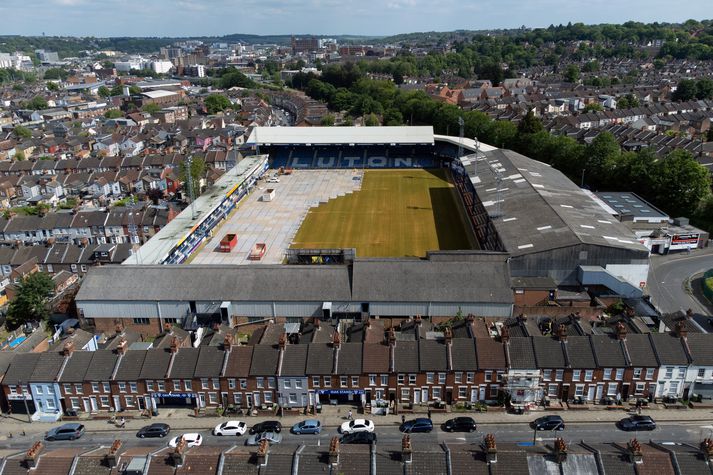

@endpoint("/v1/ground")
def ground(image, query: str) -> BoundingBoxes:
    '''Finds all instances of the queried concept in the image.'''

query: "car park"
[340,432,377,444]
[533,415,565,431]
[45,423,85,441]
[249,420,282,434]
[340,419,375,434]
[136,423,171,438]
[291,419,322,434]
[168,433,203,448]
[245,431,283,446]
[399,418,433,433]
[443,417,477,432]
[213,420,247,436]
[618,415,656,431]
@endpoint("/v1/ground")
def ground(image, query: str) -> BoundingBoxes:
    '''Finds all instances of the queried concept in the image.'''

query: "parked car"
[137,423,171,438]
[618,415,656,431]
[245,431,283,446]
[399,418,433,433]
[443,417,477,432]
[340,419,375,434]
[249,420,282,434]
[533,415,565,431]
[340,432,377,444]
[168,433,203,448]
[213,420,247,436]
[291,419,322,434]
[267,178,280,183]
[45,423,85,441]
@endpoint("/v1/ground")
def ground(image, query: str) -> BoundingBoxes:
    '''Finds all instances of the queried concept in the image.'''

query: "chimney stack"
[388,328,396,347]
[615,322,627,341]
[686,308,694,320]
[466,314,475,324]
[365,318,371,328]
[114,322,124,335]
[554,437,568,464]
[314,318,321,330]
[257,438,269,467]
[675,320,688,339]
[444,326,453,346]
[328,436,340,467]
[163,322,173,333]
[278,332,287,350]
[517,313,527,323]
[105,440,122,467]
[169,336,179,353]
[701,438,713,462]
[628,439,643,464]
[116,337,128,355]
[401,435,412,464]
[484,434,497,464]
[556,323,568,342]
[171,436,186,466]
[63,340,75,356]
[24,441,43,469]
[500,325,510,343]
[414,314,422,326]
[223,332,234,350]
[332,330,341,349]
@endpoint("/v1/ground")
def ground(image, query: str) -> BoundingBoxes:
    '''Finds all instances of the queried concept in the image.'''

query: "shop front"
[316,389,365,406]
[152,391,196,408]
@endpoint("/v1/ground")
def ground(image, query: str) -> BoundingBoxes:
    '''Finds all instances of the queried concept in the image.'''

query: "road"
[647,250,713,314]
[3,421,713,451]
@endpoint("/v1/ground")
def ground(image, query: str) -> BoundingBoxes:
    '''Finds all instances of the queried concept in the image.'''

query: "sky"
[0,0,710,37]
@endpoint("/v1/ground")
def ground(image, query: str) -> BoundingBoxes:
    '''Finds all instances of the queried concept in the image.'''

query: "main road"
[646,249,713,314]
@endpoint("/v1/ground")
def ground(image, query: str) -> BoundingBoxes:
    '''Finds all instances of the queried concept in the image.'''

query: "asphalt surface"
[3,420,712,451]
[647,250,713,314]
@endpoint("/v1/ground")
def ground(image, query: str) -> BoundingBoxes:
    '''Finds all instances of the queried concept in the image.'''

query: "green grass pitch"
[291,169,477,258]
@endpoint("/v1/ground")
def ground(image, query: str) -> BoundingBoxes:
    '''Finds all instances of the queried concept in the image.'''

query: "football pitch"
[291,169,476,258]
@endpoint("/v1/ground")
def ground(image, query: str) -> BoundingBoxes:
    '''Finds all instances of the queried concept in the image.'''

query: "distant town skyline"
[0,0,710,38]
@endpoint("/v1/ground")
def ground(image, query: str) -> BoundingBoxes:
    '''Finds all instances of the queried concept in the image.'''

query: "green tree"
[383,108,403,126]
[364,113,380,126]
[15,150,26,161]
[179,156,207,199]
[104,110,123,119]
[564,64,580,83]
[672,79,697,101]
[583,102,604,112]
[46,81,59,91]
[517,110,543,135]
[142,103,161,114]
[129,85,141,95]
[617,94,639,109]
[204,94,231,114]
[97,85,111,97]
[13,126,32,139]
[585,132,620,187]
[43,68,69,80]
[320,114,335,126]
[6,272,54,330]
[696,78,713,100]
[651,149,711,217]
[26,96,48,110]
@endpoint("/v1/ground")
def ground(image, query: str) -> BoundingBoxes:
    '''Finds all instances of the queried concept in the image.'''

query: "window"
[369,375,376,386]
[555,369,564,381]
[432,387,442,400]
[133,318,150,325]
[63,384,72,395]
[489,385,498,398]
[145,381,154,392]
[542,370,552,381]
[129,382,137,393]
[603,368,612,380]
[466,372,474,384]
[633,368,642,379]
[185,380,193,391]
[485,371,493,382]
[397,374,405,384]
[458,386,467,398]
[118,382,126,393]
[380,374,388,386]
[263,392,273,403]
[100,396,110,407]
[438,373,446,384]
[157,381,165,392]
[256,378,264,389]
[125,396,134,406]
[295,379,303,389]
[351,376,359,387]
[699,369,706,379]
[645,368,655,379]
[174,380,182,391]
[678,367,687,378]
[455,372,462,384]
[313,376,320,388]
[665,368,673,379]
[426,372,434,384]
[615,369,624,381]
[70,398,80,410]
[102,382,110,393]
[409,374,417,385]
[575,385,585,397]
[572,370,581,382]
[91,382,100,393]
[75,383,83,394]
[35,386,43,395]
[340,376,348,387]
[208,393,218,404]
[239,379,247,390]
[635,382,646,394]
[288,393,297,404]
[267,378,275,389]
[284,379,291,389]
[607,383,618,397]
[584,370,593,382]
[212,378,220,390]
[323,376,331,388]
[548,384,558,397]
[401,388,410,401]
[233,393,243,405]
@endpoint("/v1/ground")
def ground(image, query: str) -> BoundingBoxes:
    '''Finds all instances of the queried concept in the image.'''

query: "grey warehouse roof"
[468,149,649,256]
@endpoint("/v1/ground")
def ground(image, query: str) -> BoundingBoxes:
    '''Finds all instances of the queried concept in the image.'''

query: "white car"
[168,433,203,448]
[213,420,247,436]
[267,178,280,183]
[340,419,375,434]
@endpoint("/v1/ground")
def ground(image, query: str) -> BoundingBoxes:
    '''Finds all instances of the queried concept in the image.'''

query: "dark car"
[340,431,377,445]
[618,415,656,431]
[399,418,433,433]
[443,417,477,432]
[533,415,565,431]
[45,423,85,441]
[249,420,282,434]
[137,423,171,438]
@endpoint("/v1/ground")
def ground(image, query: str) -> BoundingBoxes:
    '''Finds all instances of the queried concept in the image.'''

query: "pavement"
[647,247,713,314]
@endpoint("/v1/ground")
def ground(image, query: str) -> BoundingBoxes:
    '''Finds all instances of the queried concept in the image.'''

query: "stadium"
[76,126,650,334]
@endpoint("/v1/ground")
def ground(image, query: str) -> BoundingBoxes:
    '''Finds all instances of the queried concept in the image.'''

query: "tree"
[617,94,639,109]
[517,110,543,135]
[564,64,580,83]
[13,126,32,139]
[128,85,141,95]
[364,113,380,126]
[383,108,403,126]
[204,94,231,114]
[696,78,713,100]
[179,156,206,199]
[104,110,123,119]
[583,102,604,112]
[672,79,697,102]
[142,103,161,114]
[26,96,48,110]
[6,272,54,330]
[15,150,26,161]
[46,81,59,91]
[320,114,335,126]
[651,149,711,217]
[584,132,620,188]
[97,85,111,97]
[43,68,69,80]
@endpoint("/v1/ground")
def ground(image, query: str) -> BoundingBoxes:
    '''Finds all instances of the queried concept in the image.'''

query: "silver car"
[245,431,283,446]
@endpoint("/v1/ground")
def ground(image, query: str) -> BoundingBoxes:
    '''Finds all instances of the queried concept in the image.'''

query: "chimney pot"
[402,435,412,463]
[388,328,396,346]
[484,434,497,463]
[223,332,234,349]
[169,336,179,353]
[328,436,340,467]
[63,340,75,356]
[500,326,510,343]
[332,331,341,349]
[557,323,568,342]
[628,438,643,464]
[278,332,287,350]
[24,441,43,469]
[615,322,627,340]
[675,320,688,339]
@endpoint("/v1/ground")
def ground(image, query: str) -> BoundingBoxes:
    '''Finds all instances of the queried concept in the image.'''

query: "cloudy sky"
[0,0,710,37]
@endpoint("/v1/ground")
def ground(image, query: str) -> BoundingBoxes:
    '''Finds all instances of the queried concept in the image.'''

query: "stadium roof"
[465,149,649,257]
[141,90,178,99]
[245,126,435,146]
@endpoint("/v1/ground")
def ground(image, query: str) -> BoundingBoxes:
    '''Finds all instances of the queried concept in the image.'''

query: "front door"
[587,386,595,401]
[82,398,91,413]
[253,392,261,407]
[413,390,421,404]
[197,393,206,408]
[113,395,122,411]
[471,388,478,402]
[595,384,604,401]
[479,385,486,400]
[89,397,98,412]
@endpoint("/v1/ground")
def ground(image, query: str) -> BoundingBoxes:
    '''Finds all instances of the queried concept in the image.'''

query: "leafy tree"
[142,103,161,114]
[696,78,713,100]
[26,96,48,110]
[616,94,639,109]
[43,68,69,80]
[517,110,543,135]
[320,114,335,126]
[6,272,54,330]
[564,64,580,83]
[364,113,380,126]
[179,156,206,199]
[46,81,59,91]
[110,84,124,96]
[129,85,141,95]
[219,70,256,89]
[672,79,697,101]
[584,132,620,188]
[583,102,604,112]
[13,126,32,139]
[204,94,231,114]
[15,150,26,161]
[383,108,403,126]
[650,149,711,217]
[97,85,111,97]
